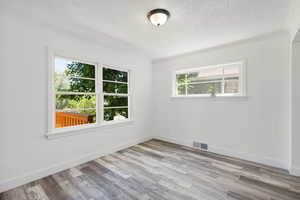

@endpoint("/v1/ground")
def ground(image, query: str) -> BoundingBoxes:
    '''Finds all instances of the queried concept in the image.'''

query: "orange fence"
[56,112,95,128]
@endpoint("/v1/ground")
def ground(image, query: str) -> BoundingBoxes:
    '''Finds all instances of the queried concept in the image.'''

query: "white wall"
[152,32,290,169]
[288,0,300,176]
[288,0,300,41]
[0,13,152,192]
[291,41,300,175]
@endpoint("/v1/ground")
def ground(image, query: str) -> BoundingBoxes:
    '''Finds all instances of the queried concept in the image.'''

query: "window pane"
[224,77,239,93]
[187,82,222,95]
[187,72,198,83]
[191,67,223,79]
[176,73,186,84]
[187,69,223,83]
[104,108,128,121]
[103,82,128,94]
[56,95,96,110]
[55,76,95,92]
[55,57,95,78]
[188,76,223,84]
[224,64,240,75]
[103,68,128,82]
[104,96,128,107]
[177,84,186,95]
[56,109,96,128]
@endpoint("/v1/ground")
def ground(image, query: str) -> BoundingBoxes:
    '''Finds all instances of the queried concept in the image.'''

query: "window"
[102,67,129,122]
[54,57,97,128]
[174,62,245,97]
[49,54,131,134]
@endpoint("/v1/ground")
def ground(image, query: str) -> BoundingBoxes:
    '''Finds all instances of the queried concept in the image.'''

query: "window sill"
[45,120,134,140]
[170,95,249,99]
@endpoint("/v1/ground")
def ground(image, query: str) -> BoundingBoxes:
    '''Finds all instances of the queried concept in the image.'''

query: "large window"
[174,62,245,97]
[49,55,131,133]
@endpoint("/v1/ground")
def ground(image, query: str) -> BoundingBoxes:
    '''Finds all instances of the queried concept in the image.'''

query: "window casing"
[173,61,246,97]
[48,52,131,135]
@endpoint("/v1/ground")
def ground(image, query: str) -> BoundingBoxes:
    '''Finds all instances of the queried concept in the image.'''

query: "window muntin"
[102,67,129,122]
[175,62,244,97]
[50,56,131,131]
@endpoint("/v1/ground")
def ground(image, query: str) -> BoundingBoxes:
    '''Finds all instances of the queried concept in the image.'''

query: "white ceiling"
[2,0,291,59]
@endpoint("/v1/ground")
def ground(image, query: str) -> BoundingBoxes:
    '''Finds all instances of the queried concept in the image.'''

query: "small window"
[49,54,131,133]
[102,68,129,122]
[174,62,245,97]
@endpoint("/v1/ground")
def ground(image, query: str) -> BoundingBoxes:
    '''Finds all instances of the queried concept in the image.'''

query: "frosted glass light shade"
[147,9,170,27]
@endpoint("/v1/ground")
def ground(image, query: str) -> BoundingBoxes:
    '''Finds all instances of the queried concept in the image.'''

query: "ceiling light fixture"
[147,8,170,27]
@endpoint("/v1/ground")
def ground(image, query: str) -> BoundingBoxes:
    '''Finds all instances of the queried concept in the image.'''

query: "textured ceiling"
[2,0,291,59]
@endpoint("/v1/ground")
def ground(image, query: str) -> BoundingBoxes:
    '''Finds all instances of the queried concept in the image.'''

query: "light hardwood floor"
[1,139,300,200]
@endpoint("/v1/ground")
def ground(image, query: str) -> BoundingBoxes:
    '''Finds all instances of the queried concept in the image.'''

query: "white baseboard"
[0,136,152,193]
[290,166,300,177]
[154,136,288,170]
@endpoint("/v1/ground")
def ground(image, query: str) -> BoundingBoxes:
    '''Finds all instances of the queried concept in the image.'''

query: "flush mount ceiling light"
[147,8,170,27]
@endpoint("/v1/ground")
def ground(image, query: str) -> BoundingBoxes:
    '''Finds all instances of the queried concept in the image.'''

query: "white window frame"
[172,61,247,98]
[47,49,133,138]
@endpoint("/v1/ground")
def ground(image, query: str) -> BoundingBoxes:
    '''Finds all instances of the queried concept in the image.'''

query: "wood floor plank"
[2,139,300,200]
[0,186,27,200]
[25,185,49,200]
[52,173,87,200]
[40,176,72,200]
[81,163,133,199]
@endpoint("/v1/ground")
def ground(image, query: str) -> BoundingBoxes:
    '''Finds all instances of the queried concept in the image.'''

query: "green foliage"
[103,82,128,94]
[176,73,194,95]
[56,62,95,107]
[56,95,96,110]
[103,68,127,82]
[56,62,129,121]
[67,95,96,110]
[54,73,68,91]
[104,108,128,121]
[208,85,217,96]
[104,96,128,107]
[68,78,95,93]
[65,62,95,78]
[66,62,95,96]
